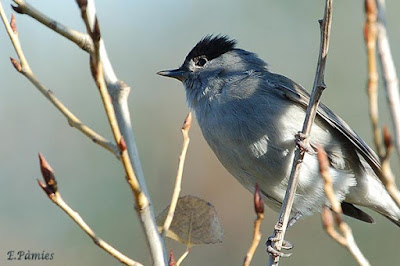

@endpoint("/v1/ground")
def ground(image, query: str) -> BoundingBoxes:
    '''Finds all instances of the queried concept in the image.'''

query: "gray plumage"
[158,35,400,226]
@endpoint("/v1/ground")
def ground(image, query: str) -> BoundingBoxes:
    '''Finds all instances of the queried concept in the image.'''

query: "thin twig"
[268,1,333,265]
[162,113,192,237]
[0,1,119,157]
[318,147,370,266]
[11,0,93,53]
[37,154,141,266]
[176,247,190,266]
[364,0,400,208]
[243,184,265,266]
[364,0,384,158]
[380,127,400,206]
[375,0,400,156]
[11,0,150,200]
[76,1,166,264]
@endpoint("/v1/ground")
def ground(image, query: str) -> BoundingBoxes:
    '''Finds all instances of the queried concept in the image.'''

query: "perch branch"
[268,1,333,265]
[318,147,370,266]
[162,113,192,237]
[76,1,166,264]
[243,184,265,266]
[37,153,141,266]
[375,0,400,156]
[0,1,119,157]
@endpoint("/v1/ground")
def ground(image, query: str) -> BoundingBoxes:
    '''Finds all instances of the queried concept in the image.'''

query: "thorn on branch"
[38,153,58,195]
[10,14,17,33]
[10,57,22,72]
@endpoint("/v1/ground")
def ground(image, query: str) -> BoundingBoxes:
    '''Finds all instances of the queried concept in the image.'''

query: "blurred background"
[1,0,400,265]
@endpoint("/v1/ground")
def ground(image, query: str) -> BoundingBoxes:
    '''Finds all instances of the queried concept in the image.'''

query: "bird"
[157,35,400,228]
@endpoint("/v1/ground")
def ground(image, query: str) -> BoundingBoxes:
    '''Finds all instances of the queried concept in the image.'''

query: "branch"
[318,148,370,266]
[364,0,400,208]
[380,127,400,206]
[76,1,166,264]
[0,2,119,157]
[11,0,93,53]
[364,0,384,158]
[162,113,192,237]
[268,1,333,265]
[243,184,265,266]
[375,0,400,156]
[11,0,149,201]
[37,154,141,266]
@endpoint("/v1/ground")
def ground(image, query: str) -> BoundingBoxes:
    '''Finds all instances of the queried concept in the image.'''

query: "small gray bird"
[158,35,400,227]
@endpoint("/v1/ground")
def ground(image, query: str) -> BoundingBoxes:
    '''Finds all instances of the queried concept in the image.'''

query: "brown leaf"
[157,195,223,245]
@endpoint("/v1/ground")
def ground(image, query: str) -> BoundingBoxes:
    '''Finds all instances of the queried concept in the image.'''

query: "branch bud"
[382,126,392,150]
[119,136,127,152]
[182,112,192,131]
[10,57,21,72]
[168,250,176,266]
[321,206,334,230]
[254,183,264,215]
[38,153,58,194]
[10,14,17,34]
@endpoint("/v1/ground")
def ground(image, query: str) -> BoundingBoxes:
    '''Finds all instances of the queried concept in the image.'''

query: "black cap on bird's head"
[157,35,237,81]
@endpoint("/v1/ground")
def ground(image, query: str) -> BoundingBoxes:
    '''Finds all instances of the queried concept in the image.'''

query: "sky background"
[1,0,400,265]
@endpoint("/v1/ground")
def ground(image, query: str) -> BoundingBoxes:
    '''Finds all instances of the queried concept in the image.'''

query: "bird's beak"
[157,68,186,82]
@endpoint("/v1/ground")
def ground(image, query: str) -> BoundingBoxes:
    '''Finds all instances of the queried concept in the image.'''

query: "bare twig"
[364,0,384,158]
[76,1,166,264]
[375,0,400,156]
[318,148,370,266]
[268,1,333,265]
[162,113,192,237]
[37,154,141,266]
[364,0,400,208]
[243,184,265,266]
[11,0,93,53]
[11,0,151,201]
[176,247,190,266]
[380,127,400,206]
[0,2,119,157]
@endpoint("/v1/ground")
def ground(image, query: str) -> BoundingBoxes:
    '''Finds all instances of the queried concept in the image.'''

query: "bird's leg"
[295,132,317,155]
[266,212,302,257]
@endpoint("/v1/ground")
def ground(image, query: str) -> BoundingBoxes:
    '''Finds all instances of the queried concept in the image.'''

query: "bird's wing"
[269,73,382,176]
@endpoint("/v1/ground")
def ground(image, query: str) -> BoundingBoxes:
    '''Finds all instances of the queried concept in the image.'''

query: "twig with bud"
[268,0,333,265]
[76,1,166,264]
[37,154,141,266]
[318,147,370,266]
[380,127,400,206]
[364,0,400,209]
[243,184,265,266]
[162,113,192,237]
[0,2,119,157]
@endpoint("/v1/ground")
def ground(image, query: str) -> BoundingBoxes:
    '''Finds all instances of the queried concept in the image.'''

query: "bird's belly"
[201,126,355,216]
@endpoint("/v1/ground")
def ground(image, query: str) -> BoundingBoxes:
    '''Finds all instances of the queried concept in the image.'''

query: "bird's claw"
[295,132,316,155]
[266,236,293,258]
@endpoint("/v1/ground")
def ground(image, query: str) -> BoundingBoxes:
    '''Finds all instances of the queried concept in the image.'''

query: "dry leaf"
[157,195,223,245]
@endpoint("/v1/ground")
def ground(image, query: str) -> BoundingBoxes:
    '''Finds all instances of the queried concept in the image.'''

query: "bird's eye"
[195,57,207,67]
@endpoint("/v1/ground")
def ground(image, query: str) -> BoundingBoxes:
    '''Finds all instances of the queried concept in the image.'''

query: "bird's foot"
[266,236,293,258]
[295,132,317,155]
